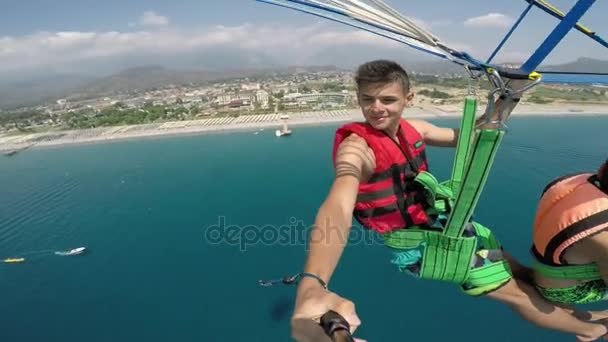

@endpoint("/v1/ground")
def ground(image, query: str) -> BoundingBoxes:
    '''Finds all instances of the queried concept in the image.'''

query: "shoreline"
[2,104,608,152]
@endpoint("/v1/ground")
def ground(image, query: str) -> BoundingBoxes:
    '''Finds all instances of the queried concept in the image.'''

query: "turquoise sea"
[1,115,606,341]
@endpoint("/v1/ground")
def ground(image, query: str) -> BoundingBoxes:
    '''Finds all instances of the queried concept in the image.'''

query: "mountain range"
[0,57,606,110]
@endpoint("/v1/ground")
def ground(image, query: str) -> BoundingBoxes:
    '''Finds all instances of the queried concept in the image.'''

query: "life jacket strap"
[391,164,415,228]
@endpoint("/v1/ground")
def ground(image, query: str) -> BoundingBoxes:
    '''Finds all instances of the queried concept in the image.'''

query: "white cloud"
[139,11,169,27]
[463,13,514,29]
[0,23,407,74]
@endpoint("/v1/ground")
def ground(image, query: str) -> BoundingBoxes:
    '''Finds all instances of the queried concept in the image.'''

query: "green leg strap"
[384,223,513,287]
[533,261,601,281]
[384,228,478,284]
[463,260,512,296]
[419,232,477,283]
[462,222,513,296]
[471,222,501,250]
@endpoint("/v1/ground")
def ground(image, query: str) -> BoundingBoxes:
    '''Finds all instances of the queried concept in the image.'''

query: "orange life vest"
[532,172,608,265]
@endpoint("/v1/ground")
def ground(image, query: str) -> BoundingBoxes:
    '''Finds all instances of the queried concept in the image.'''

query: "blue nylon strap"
[522,0,596,73]
[446,50,488,70]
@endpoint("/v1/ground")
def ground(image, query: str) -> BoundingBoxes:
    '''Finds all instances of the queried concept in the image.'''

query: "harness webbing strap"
[533,261,601,281]
[383,226,478,284]
[472,220,501,249]
[419,232,477,283]
[383,222,513,286]
[383,228,426,249]
[464,222,512,293]
[465,260,512,295]
[381,90,521,285]
[413,171,454,213]
[383,98,507,285]
[444,128,504,238]
[449,96,477,196]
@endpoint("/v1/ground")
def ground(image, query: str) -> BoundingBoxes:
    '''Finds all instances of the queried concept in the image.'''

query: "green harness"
[533,260,601,281]
[533,259,607,304]
[382,97,511,290]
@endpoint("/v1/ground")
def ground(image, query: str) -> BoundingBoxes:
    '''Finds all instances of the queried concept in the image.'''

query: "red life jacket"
[332,119,430,233]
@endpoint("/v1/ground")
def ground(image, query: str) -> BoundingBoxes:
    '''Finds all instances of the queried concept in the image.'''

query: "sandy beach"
[1,103,607,153]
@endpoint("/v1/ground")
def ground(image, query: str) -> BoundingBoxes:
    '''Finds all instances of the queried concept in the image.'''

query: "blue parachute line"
[524,0,608,49]
[487,2,534,64]
[256,0,476,67]
[256,0,604,83]
[256,0,447,58]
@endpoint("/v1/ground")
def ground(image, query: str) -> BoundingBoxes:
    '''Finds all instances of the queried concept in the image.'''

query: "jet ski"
[3,258,25,263]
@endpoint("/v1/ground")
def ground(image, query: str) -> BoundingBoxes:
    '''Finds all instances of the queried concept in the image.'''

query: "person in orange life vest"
[531,159,608,307]
[290,60,608,342]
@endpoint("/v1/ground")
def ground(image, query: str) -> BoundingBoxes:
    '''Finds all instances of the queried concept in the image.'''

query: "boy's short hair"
[355,60,411,94]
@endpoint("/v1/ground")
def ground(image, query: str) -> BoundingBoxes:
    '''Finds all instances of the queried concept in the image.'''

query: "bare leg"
[485,278,607,341]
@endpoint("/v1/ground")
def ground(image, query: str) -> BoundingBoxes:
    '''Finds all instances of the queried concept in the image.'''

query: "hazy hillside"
[0,74,96,109]
[539,57,608,73]
[0,57,605,110]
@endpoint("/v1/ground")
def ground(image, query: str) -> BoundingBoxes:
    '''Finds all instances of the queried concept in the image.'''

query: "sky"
[0,0,606,79]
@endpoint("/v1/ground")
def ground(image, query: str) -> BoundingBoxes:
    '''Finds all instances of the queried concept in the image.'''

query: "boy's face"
[357,80,414,132]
